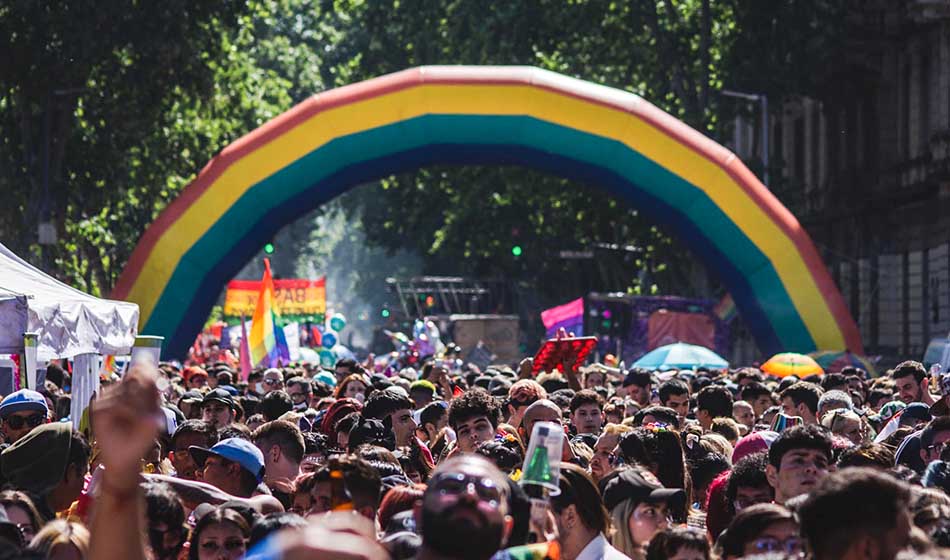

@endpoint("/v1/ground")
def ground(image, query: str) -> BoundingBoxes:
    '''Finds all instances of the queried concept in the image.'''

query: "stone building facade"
[728,1,950,361]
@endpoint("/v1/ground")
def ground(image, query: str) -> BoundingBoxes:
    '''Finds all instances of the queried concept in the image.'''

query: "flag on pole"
[713,293,737,323]
[249,259,290,368]
[541,298,584,338]
[239,314,252,380]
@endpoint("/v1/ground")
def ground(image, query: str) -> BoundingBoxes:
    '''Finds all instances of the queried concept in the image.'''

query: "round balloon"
[318,348,336,367]
[321,332,338,349]
[329,313,347,332]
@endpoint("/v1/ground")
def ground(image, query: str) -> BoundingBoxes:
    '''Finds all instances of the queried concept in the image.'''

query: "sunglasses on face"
[264,378,282,386]
[429,472,504,504]
[751,537,802,554]
[509,397,537,408]
[3,413,45,430]
[927,441,949,454]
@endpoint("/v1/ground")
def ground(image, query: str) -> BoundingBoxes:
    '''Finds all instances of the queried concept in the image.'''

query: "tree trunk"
[700,0,711,123]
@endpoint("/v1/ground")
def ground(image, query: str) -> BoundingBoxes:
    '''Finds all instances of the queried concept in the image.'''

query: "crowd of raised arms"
[2,350,950,560]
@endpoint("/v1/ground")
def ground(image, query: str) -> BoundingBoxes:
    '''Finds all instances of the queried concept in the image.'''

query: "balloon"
[318,348,336,367]
[329,313,347,332]
[322,332,338,349]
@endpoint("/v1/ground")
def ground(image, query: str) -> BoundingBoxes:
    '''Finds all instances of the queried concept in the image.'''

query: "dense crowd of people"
[1,349,950,559]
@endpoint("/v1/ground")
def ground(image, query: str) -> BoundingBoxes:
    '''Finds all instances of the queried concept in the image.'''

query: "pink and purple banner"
[541,298,584,338]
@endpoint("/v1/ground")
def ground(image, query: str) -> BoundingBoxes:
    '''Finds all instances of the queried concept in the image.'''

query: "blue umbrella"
[633,342,728,370]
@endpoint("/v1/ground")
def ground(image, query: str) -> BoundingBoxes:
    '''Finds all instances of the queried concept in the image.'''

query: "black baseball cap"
[348,418,395,451]
[601,469,686,511]
[201,388,236,409]
[903,402,933,424]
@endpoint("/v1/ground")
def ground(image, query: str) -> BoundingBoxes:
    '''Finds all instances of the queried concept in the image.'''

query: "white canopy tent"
[0,243,139,361]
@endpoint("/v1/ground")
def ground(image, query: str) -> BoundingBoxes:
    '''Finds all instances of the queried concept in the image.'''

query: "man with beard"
[892,360,937,406]
[765,424,833,504]
[415,454,513,560]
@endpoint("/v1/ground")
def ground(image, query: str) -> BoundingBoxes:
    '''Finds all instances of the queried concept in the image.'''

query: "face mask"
[255,382,265,394]
[354,392,365,404]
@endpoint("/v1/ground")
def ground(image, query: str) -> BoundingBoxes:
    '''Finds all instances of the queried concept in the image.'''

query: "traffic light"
[264,242,275,254]
[381,308,391,318]
[511,245,523,257]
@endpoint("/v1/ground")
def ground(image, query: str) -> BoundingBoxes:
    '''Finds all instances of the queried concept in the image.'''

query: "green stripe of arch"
[145,114,815,352]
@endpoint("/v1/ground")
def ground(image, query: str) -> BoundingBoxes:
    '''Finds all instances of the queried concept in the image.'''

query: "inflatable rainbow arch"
[112,66,863,358]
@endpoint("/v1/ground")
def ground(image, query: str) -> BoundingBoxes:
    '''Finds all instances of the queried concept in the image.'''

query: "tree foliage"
[0,0,844,317]
[0,0,350,294]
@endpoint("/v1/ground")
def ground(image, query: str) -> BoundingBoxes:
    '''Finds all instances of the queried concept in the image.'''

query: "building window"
[919,46,930,155]
[773,118,784,179]
[827,108,838,176]
[794,116,805,183]
[903,58,912,159]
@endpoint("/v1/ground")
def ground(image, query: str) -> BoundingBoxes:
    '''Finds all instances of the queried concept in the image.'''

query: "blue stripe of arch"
[159,141,789,357]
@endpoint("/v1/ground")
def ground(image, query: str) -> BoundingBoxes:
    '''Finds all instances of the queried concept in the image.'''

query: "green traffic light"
[381,309,391,318]
[264,243,275,254]
[511,245,523,257]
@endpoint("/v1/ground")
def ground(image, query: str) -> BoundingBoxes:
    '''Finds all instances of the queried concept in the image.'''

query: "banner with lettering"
[224,277,326,317]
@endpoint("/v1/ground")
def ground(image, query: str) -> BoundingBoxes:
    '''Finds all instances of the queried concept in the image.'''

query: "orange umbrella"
[761,352,824,378]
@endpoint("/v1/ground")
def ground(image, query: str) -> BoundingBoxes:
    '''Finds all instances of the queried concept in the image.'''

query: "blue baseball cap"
[0,390,49,419]
[190,438,265,482]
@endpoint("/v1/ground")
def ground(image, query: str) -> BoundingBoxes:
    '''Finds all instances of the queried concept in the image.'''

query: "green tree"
[0,2,250,290]
[0,0,356,294]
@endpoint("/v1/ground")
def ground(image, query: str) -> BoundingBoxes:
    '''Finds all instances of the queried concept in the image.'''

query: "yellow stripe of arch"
[129,84,844,349]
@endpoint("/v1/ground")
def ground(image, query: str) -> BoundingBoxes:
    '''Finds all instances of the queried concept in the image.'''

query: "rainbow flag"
[249,259,290,367]
[714,293,737,323]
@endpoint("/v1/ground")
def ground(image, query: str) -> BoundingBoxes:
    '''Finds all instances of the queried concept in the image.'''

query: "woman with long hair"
[617,424,692,521]
[334,374,371,403]
[601,465,686,560]
[0,490,44,545]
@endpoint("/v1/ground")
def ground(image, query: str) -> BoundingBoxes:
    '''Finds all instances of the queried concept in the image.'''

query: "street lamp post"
[720,89,769,187]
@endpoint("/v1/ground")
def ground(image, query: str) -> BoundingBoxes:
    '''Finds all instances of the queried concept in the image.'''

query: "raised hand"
[92,363,162,487]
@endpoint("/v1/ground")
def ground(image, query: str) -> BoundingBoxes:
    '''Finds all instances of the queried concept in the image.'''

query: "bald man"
[522,399,576,463]
[522,399,562,439]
